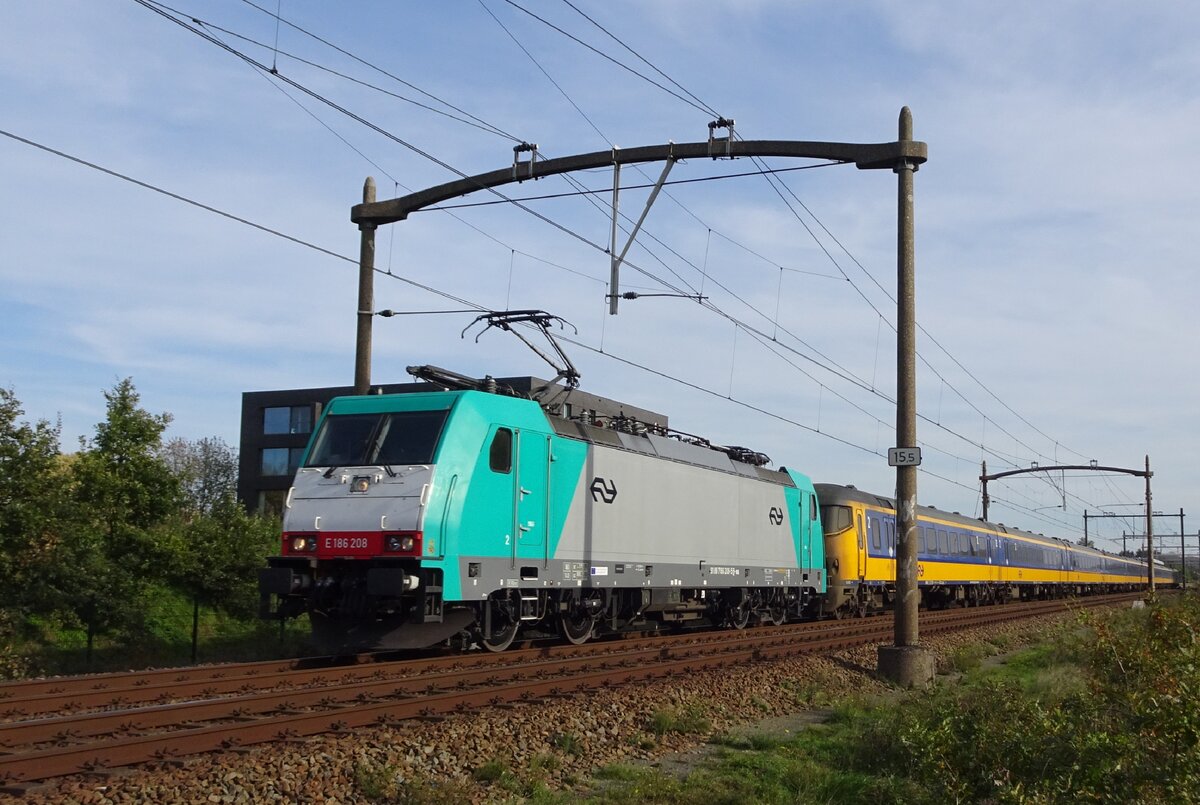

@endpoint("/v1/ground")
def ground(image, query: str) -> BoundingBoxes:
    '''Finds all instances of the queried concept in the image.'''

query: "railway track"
[0,592,1141,790]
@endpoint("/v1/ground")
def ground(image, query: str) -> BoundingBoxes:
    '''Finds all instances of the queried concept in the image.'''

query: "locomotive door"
[514,430,550,567]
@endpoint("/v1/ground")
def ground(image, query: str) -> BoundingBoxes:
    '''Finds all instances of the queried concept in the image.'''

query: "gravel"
[12,613,1071,804]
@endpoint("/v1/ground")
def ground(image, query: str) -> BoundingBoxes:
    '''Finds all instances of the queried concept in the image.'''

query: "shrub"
[853,597,1200,802]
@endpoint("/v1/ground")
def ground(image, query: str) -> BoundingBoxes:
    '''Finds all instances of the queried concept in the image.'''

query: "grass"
[589,726,920,805]
[354,762,478,804]
[647,703,711,736]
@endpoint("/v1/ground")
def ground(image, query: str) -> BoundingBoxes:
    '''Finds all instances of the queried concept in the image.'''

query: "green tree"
[0,388,65,608]
[160,435,238,516]
[0,388,69,674]
[54,379,182,659]
[167,499,279,618]
[158,435,279,658]
[76,378,180,530]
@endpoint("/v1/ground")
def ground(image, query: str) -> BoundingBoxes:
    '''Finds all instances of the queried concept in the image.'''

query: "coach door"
[856,513,867,580]
[513,430,551,568]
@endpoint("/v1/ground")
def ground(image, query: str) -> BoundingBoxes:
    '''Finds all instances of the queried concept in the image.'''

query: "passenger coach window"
[489,428,513,473]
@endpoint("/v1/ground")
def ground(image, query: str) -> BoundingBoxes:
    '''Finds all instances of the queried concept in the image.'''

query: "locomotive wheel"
[764,606,787,626]
[482,622,518,652]
[727,601,751,630]
[559,591,603,645]
[480,591,520,652]
[559,611,595,645]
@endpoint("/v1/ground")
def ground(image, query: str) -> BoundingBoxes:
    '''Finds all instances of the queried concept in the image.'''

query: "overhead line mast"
[350,112,931,685]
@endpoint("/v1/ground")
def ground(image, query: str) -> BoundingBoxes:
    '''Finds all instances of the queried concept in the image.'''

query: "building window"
[262,447,305,477]
[264,405,313,435]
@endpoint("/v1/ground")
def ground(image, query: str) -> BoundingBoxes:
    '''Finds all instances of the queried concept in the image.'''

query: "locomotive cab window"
[489,427,513,473]
[305,410,449,467]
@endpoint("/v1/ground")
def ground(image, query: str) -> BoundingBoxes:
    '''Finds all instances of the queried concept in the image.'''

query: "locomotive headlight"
[291,536,317,552]
[351,476,371,493]
[386,534,415,552]
[384,532,420,553]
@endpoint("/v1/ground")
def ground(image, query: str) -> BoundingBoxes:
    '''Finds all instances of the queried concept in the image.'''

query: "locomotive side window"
[870,517,881,550]
[489,428,513,473]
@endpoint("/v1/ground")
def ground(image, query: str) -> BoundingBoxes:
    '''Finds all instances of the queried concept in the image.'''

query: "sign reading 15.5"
[888,447,922,467]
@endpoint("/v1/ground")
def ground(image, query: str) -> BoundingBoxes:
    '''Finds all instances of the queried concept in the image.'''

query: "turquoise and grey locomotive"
[258,369,825,652]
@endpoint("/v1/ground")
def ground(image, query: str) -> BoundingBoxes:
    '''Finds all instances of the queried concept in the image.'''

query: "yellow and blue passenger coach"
[816,483,1174,617]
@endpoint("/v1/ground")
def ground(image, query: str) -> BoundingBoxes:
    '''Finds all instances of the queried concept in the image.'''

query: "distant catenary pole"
[1145,455,1154,593]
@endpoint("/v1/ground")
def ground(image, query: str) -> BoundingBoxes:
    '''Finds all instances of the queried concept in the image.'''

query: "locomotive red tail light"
[384,531,422,554]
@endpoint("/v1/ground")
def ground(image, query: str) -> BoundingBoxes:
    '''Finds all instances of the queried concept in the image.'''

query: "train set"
[258,364,1176,653]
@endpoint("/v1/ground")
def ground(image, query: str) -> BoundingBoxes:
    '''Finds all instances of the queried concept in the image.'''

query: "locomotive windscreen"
[820,505,852,534]
[304,410,449,467]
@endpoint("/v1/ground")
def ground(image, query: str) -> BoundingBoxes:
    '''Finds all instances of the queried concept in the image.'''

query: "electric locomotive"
[818,483,1176,617]
[259,367,826,652]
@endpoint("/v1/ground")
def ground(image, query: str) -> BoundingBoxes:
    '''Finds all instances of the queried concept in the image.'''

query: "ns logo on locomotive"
[258,366,1176,654]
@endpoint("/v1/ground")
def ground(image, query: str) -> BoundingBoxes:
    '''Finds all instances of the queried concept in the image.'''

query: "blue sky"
[3,1,1199,553]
